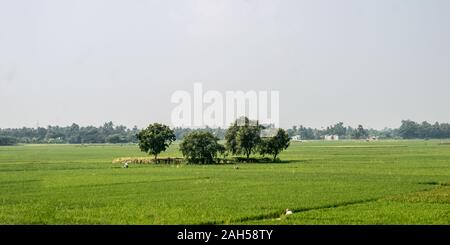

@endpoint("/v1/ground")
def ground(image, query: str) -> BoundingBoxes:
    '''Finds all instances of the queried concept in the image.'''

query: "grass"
[0,140,450,224]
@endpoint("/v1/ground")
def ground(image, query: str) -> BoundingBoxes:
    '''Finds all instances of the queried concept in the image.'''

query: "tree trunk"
[273,152,279,162]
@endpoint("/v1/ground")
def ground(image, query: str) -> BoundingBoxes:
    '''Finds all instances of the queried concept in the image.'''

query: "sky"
[1,0,449,129]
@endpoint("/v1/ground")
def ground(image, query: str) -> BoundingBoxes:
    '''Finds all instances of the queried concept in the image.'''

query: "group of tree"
[0,122,139,145]
[285,120,450,140]
[258,128,291,161]
[2,119,450,146]
[286,122,370,140]
[398,120,450,139]
[137,123,226,164]
[225,117,264,160]
[223,117,290,162]
[137,118,291,164]
[0,136,17,146]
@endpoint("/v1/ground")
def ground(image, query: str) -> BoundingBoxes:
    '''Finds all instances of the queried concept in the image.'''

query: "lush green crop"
[0,140,449,224]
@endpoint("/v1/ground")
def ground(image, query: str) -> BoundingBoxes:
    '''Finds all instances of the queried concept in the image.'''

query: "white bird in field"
[285,209,293,215]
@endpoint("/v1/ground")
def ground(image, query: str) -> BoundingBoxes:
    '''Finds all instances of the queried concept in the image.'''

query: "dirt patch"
[112,157,183,164]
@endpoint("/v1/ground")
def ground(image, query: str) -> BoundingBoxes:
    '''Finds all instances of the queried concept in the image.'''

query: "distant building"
[367,136,379,141]
[291,135,302,141]
[324,135,339,141]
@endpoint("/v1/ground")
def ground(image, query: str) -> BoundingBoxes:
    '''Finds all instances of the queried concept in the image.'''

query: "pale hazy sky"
[1,0,449,129]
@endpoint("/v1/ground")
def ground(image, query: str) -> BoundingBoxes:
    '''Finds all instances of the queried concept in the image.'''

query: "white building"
[291,135,302,141]
[324,135,339,141]
[367,136,379,141]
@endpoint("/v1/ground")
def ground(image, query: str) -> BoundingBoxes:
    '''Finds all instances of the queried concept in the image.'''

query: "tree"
[259,129,291,161]
[180,131,225,164]
[106,134,127,144]
[419,121,433,138]
[80,126,103,143]
[137,123,175,160]
[102,121,115,136]
[224,122,239,155]
[326,122,347,137]
[236,122,262,160]
[352,125,369,139]
[0,136,18,146]
[225,117,263,161]
[398,120,420,139]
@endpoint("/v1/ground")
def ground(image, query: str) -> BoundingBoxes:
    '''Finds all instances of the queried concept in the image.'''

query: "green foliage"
[259,129,291,161]
[352,125,369,139]
[288,123,371,140]
[325,122,347,137]
[180,131,225,164]
[287,125,320,140]
[224,123,239,155]
[0,136,18,146]
[226,118,290,161]
[0,122,139,144]
[2,119,450,144]
[137,123,175,159]
[225,117,263,160]
[399,120,421,139]
[106,134,128,144]
[236,122,262,160]
[398,120,450,139]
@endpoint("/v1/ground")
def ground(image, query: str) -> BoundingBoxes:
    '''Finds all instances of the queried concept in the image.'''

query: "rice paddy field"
[1,140,450,224]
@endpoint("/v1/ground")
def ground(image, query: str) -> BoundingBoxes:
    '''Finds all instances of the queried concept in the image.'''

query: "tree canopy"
[2,120,450,146]
[0,122,139,144]
[259,128,291,161]
[352,125,369,139]
[137,123,176,160]
[225,117,263,161]
[179,131,225,164]
[0,136,17,146]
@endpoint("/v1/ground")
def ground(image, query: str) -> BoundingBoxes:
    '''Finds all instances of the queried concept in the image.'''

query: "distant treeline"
[1,120,450,145]
[0,122,139,145]
[286,120,450,140]
[286,123,390,140]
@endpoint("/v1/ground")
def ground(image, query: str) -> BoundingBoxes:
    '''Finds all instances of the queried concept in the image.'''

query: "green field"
[1,140,450,224]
